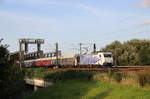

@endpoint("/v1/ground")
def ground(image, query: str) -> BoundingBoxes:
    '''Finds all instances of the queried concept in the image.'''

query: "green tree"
[139,47,150,65]
[0,39,25,99]
[102,41,123,65]
[102,39,150,66]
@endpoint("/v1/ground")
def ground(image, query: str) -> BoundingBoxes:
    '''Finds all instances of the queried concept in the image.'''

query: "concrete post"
[34,85,38,92]
[37,44,41,51]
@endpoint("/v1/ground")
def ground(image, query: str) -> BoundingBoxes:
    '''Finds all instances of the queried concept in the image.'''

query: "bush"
[137,70,150,86]
[24,68,53,79]
[112,72,125,83]
[92,73,110,81]
[44,70,95,82]
[0,40,25,99]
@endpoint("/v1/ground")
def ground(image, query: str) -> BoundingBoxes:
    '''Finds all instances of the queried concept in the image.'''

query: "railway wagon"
[23,59,35,68]
[35,58,51,67]
[23,56,75,68]
[59,56,76,67]
[23,58,52,68]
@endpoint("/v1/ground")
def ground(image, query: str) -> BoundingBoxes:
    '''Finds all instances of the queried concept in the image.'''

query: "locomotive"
[23,52,113,68]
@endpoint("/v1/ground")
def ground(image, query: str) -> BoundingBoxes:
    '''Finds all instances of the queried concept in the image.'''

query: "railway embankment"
[24,68,150,87]
[24,68,150,99]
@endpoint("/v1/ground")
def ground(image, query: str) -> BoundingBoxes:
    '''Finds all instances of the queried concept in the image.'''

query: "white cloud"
[141,0,150,8]
[0,10,66,33]
[73,3,102,16]
[3,0,105,17]
[47,1,102,16]
[47,2,65,6]
[139,20,150,26]
[0,10,49,22]
[3,0,68,6]
[4,0,47,4]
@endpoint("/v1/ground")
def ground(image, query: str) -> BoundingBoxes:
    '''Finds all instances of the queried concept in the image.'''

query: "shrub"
[24,68,52,79]
[92,73,110,81]
[0,40,25,99]
[112,72,125,83]
[137,70,150,86]
[44,70,95,82]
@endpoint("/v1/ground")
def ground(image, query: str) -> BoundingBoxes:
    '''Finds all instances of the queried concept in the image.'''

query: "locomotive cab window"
[99,55,101,57]
[104,54,112,57]
[76,56,80,63]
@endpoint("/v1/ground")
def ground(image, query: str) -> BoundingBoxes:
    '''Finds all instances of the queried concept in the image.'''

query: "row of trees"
[0,39,24,99]
[102,39,150,66]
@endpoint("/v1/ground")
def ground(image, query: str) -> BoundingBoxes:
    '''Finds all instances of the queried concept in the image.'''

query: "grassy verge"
[26,80,150,99]
[24,69,150,99]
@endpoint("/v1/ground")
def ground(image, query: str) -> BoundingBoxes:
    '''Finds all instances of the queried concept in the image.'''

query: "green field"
[26,80,150,99]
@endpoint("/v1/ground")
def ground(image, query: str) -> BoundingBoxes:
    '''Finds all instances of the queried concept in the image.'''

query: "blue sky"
[0,0,150,55]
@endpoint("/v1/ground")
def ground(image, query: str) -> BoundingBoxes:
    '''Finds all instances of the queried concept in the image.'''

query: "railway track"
[43,66,150,72]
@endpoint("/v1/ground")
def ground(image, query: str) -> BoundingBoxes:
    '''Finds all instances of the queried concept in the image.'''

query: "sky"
[0,0,150,55]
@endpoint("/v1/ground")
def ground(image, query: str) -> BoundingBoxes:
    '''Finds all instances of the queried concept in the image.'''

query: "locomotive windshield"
[104,54,112,57]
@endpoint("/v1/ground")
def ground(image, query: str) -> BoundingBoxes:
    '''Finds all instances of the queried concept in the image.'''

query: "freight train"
[23,52,113,68]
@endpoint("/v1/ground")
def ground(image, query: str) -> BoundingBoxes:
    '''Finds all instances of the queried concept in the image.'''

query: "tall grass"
[93,71,126,83]
[137,70,150,86]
